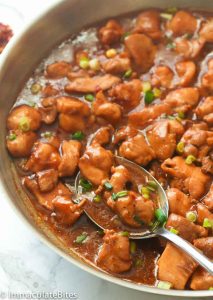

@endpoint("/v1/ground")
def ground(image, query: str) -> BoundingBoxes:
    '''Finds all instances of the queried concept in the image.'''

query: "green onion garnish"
[176,141,185,153]
[160,13,173,20]
[85,94,94,102]
[203,218,213,229]
[112,190,128,200]
[120,231,129,237]
[79,178,92,192]
[18,117,30,132]
[155,208,167,224]
[121,32,131,42]
[186,211,197,223]
[144,90,155,104]
[169,227,179,235]
[185,155,196,165]
[141,186,150,199]
[75,232,88,244]
[147,181,158,190]
[31,83,42,94]
[93,195,101,203]
[167,42,176,49]
[123,69,132,79]
[79,57,90,69]
[166,7,178,14]
[178,111,185,119]
[135,258,143,267]
[104,182,113,191]
[157,281,172,289]
[71,131,85,141]
[41,131,53,138]
[8,133,17,141]
[209,287,213,290]
[130,241,136,254]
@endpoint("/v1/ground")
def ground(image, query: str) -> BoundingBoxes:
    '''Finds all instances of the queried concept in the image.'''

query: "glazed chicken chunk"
[99,20,124,45]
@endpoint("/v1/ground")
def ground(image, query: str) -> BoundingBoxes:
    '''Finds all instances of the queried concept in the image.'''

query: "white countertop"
[0,1,210,299]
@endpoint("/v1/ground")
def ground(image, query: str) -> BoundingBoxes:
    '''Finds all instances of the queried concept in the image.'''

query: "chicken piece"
[175,37,205,59]
[7,105,41,131]
[164,87,199,113]
[42,84,59,97]
[6,130,37,158]
[101,56,131,74]
[91,126,112,146]
[24,142,61,173]
[176,61,196,87]
[45,61,71,79]
[196,97,213,125]
[79,144,113,186]
[119,134,155,166]
[24,177,71,210]
[113,126,138,145]
[203,184,213,211]
[39,99,57,125]
[97,230,131,273]
[36,169,58,192]
[190,267,213,290]
[93,91,122,125]
[201,59,213,91]
[157,243,198,290]
[128,103,172,128]
[194,237,213,259]
[201,156,213,175]
[59,114,86,133]
[99,20,124,45]
[109,79,142,110]
[199,19,213,42]
[196,203,213,225]
[147,120,184,161]
[56,96,90,116]
[161,156,211,199]
[67,69,90,81]
[167,10,197,36]
[151,65,174,89]
[148,161,168,188]
[166,213,207,242]
[58,140,81,177]
[124,33,156,72]
[108,165,132,193]
[52,197,86,226]
[65,74,121,93]
[167,188,192,217]
[134,10,162,40]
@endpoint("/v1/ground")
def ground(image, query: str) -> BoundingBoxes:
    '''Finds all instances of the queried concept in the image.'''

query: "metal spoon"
[75,156,213,274]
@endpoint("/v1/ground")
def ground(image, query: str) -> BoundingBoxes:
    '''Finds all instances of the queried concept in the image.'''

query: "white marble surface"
[0,1,211,299]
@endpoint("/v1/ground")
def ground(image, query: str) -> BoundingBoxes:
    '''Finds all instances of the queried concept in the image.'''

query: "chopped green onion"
[176,141,185,153]
[120,231,129,237]
[106,48,117,58]
[79,178,92,191]
[135,258,143,267]
[160,13,173,20]
[185,155,196,165]
[209,287,213,290]
[203,218,213,229]
[93,195,101,203]
[85,94,94,102]
[168,115,175,120]
[31,83,42,94]
[97,230,104,236]
[75,232,88,244]
[71,131,85,140]
[169,227,179,235]
[133,215,144,225]
[178,111,185,119]
[144,90,155,104]
[157,281,172,289]
[167,42,176,49]
[79,57,90,69]
[147,180,158,190]
[41,131,53,138]
[104,182,113,191]
[8,133,17,141]
[89,58,100,71]
[146,185,156,192]
[166,7,178,14]
[155,208,167,224]
[112,193,117,201]
[121,32,131,42]
[123,69,132,79]
[153,87,162,98]
[112,190,128,200]
[186,211,197,223]
[28,101,36,107]
[18,116,30,132]
[130,241,136,254]
[141,186,150,199]
[142,81,152,92]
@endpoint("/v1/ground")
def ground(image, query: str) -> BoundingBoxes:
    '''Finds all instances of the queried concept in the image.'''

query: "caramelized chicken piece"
[194,237,213,259]
[201,156,213,175]
[96,230,131,273]
[125,33,156,72]
[91,126,112,146]
[199,19,213,42]
[166,213,207,242]
[113,126,138,145]
[93,91,122,125]
[42,83,59,97]
[167,10,197,36]
[52,197,86,226]
[134,10,162,40]
[102,56,131,74]
[201,60,213,91]
[7,105,41,131]
[36,169,58,192]
[99,20,124,45]
[108,165,132,194]
[79,144,113,185]
[128,103,172,128]
[175,37,205,59]
[167,188,192,217]
[190,267,213,290]
[196,97,213,125]
[157,243,198,290]
[45,61,71,79]
[65,74,121,93]
[176,61,196,87]
[24,142,61,173]
[119,134,155,166]
[164,87,199,113]
[24,178,71,210]
[109,79,142,110]
[6,130,37,158]
[148,161,168,188]
[196,203,213,225]
[161,156,211,199]
[203,184,213,211]
[56,96,90,116]
[58,140,81,177]
[59,114,86,133]
[39,97,58,125]
[151,65,174,89]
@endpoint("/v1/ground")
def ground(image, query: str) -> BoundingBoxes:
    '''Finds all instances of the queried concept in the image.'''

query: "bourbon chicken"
[5,7,213,291]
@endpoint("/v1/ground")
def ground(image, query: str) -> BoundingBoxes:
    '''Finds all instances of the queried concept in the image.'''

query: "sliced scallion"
[75,232,88,244]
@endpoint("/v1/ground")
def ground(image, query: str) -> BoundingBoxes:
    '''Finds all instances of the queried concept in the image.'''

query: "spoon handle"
[157,227,213,275]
